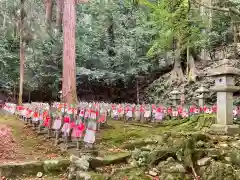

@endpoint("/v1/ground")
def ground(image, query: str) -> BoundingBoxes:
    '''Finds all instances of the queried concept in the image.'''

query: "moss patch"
[97,114,216,151]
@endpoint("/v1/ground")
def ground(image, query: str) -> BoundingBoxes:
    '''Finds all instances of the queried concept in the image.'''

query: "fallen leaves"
[0,116,64,164]
[0,125,19,163]
[108,148,125,153]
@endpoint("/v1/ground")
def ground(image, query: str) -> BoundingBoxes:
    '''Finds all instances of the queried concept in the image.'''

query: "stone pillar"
[208,60,240,135]
[180,91,185,106]
[196,86,209,107]
[170,89,181,107]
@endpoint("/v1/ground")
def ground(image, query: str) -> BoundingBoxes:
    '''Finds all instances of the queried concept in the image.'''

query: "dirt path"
[0,115,66,164]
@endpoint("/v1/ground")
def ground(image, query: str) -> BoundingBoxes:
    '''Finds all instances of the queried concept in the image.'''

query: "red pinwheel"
[64,116,70,123]
[177,106,183,114]
[167,107,172,114]
[43,115,51,127]
[157,107,162,113]
[78,123,85,131]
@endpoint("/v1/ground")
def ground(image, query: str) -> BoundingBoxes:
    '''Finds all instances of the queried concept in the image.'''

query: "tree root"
[167,67,185,85]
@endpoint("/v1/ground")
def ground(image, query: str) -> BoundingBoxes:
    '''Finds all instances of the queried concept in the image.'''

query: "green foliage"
[25,36,62,98]
[0,0,159,98]
[0,0,240,101]
[0,37,19,92]
[76,0,157,85]
[139,0,204,56]
[0,0,51,95]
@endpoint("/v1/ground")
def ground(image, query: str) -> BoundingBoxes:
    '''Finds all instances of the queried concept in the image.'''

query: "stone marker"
[196,86,209,107]
[170,88,181,107]
[208,59,240,135]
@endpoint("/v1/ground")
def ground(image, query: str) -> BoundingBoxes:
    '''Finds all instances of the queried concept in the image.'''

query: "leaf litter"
[0,116,65,164]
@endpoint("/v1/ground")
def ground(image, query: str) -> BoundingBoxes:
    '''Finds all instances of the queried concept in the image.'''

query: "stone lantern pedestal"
[208,64,240,135]
[196,86,209,107]
[170,88,181,107]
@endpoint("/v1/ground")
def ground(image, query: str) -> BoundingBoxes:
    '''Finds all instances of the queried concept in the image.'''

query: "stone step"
[89,152,131,168]
[0,159,70,177]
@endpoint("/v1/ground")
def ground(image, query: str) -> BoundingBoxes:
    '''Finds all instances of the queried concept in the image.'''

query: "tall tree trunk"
[62,0,77,104]
[18,0,25,105]
[136,78,139,104]
[168,41,184,84]
[200,0,212,59]
[45,0,53,25]
[2,14,6,28]
[56,0,64,30]
[188,49,197,82]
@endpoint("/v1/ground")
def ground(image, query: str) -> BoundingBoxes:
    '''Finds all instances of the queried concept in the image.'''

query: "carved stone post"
[170,89,181,107]
[208,59,240,135]
[196,86,209,107]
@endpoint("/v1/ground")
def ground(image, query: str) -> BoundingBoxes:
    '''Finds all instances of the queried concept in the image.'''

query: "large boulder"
[157,158,191,180]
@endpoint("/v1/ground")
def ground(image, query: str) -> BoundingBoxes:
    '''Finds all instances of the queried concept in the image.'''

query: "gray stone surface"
[70,155,90,171]
[197,157,212,166]
[76,171,91,180]
[196,86,209,107]
[208,66,240,77]
[209,124,240,135]
[208,60,240,135]
[170,88,181,106]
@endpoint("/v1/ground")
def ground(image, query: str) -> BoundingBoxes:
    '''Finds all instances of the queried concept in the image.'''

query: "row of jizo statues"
[3,59,240,138]
[2,100,221,151]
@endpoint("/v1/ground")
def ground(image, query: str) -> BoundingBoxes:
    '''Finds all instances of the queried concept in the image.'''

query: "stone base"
[208,124,240,136]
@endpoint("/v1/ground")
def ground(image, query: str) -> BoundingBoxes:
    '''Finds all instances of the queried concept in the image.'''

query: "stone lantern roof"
[208,66,240,77]
[196,94,204,99]
[170,88,181,95]
[196,86,209,93]
[208,59,240,77]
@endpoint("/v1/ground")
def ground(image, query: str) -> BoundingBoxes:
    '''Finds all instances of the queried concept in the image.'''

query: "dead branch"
[192,0,240,16]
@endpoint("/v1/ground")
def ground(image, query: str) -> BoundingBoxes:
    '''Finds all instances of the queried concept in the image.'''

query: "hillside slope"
[146,46,240,105]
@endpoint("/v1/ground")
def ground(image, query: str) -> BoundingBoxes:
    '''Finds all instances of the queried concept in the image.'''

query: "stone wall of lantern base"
[209,124,240,136]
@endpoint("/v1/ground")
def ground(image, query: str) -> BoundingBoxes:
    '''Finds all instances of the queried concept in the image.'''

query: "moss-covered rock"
[147,146,177,166]
[199,160,239,180]
[157,160,191,180]
[120,139,158,150]
[0,159,70,177]
[226,150,240,166]
[0,161,44,177]
[43,159,70,173]
[90,152,131,168]
[159,173,192,180]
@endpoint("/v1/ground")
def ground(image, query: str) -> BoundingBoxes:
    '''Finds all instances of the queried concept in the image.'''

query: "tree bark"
[45,0,53,25]
[56,0,64,30]
[62,0,77,104]
[188,51,197,82]
[136,78,139,104]
[168,41,184,84]
[200,0,207,60]
[18,0,25,105]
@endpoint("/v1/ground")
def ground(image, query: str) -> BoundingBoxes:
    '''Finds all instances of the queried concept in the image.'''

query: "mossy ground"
[97,114,216,154]
[89,167,151,180]
[19,168,150,180]
[0,114,219,179]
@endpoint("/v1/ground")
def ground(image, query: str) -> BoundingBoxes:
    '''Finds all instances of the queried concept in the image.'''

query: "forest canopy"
[0,0,239,102]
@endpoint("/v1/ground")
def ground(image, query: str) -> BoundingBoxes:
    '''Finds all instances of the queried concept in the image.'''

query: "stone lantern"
[58,90,63,102]
[208,60,240,135]
[170,88,181,107]
[195,86,209,107]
